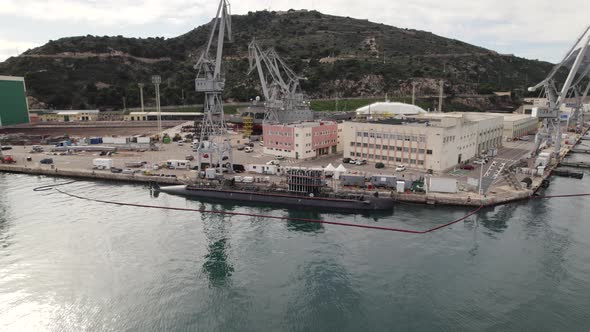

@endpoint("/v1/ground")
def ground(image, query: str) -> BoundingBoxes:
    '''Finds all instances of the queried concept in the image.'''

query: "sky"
[0,0,588,63]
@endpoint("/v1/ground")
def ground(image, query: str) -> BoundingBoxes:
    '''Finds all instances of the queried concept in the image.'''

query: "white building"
[485,113,538,141]
[341,112,504,172]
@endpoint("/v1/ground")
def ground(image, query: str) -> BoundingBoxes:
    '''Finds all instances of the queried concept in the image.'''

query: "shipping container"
[340,174,366,187]
[370,175,397,188]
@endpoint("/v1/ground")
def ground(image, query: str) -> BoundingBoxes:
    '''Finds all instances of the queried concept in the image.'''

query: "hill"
[0,9,555,111]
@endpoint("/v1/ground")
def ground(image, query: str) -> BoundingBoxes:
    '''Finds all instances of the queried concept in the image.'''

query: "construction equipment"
[194,0,233,173]
[247,39,313,124]
[529,25,590,155]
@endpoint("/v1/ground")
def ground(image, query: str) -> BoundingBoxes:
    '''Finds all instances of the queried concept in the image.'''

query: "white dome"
[356,102,426,117]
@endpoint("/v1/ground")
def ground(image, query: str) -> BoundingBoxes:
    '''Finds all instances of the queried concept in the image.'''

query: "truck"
[93,158,113,170]
[166,160,191,169]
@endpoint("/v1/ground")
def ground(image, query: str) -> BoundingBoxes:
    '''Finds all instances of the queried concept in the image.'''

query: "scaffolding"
[287,169,325,196]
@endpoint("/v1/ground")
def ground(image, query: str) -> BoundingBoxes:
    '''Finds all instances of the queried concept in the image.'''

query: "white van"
[166,160,191,169]
[93,158,113,170]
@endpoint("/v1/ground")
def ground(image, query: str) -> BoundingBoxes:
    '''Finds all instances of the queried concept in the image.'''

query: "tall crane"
[529,25,590,155]
[194,0,233,173]
[248,39,312,124]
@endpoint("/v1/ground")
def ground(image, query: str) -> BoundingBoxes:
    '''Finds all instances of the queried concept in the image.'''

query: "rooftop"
[128,112,203,116]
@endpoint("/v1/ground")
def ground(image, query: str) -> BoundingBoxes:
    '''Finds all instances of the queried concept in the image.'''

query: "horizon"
[1,1,588,64]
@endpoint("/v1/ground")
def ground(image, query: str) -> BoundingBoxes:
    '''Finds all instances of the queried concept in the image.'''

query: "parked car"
[460,164,475,170]
[276,155,285,160]
[185,155,195,161]
[395,165,406,172]
[244,147,253,153]
[1,146,12,151]
[122,168,137,174]
[244,142,254,147]
[355,159,367,165]
[40,158,53,164]
[236,145,245,151]
[177,141,184,146]
[343,157,351,163]
[348,159,357,164]
[266,160,280,166]
[110,167,123,173]
[473,159,486,165]
[259,141,264,146]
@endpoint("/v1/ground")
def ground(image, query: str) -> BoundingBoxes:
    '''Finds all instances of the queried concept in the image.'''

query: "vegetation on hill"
[0,9,555,111]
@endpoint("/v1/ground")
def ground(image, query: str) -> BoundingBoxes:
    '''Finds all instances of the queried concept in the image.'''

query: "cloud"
[0,0,588,62]
[0,39,40,61]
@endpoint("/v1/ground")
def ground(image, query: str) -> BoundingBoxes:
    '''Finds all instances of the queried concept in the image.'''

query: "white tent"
[324,163,336,173]
[334,164,347,180]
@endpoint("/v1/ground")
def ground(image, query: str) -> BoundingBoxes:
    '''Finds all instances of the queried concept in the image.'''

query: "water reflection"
[285,258,367,330]
[285,209,324,233]
[198,202,234,287]
[0,175,12,249]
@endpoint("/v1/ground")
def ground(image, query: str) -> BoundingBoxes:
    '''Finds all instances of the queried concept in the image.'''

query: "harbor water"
[1,162,590,331]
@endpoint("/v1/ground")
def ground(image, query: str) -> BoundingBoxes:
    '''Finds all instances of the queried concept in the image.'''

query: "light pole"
[478,163,484,196]
[138,83,145,113]
[151,75,162,138]
[411,81,417,105]
[438,79,444,113]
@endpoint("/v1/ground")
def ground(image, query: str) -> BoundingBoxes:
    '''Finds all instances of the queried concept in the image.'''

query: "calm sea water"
[1,160,590,331]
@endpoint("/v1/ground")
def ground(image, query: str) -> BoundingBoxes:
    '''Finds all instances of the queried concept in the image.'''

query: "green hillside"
[0,9,555,111]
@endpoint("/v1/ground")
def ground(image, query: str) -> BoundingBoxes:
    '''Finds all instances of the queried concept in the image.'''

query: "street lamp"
[138,83,145,113]
[151,75,162,138]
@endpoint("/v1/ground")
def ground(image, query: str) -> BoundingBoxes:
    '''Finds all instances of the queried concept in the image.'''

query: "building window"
[396,147,402,151]
[369,144,374,149]
[418,160,424,165]
[362,143,368,148]
[396,157,402,162]
[375,144,381,149]
[418,149,425,154]
[427,149,433,155]
[368,154,374,159]
[389,156,395,161]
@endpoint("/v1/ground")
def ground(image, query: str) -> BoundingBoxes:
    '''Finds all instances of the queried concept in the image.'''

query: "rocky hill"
[0,9,555,111]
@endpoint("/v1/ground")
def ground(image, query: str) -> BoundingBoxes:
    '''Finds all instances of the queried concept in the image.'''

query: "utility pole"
[122,96,126,112]
[438,79,444,113]
[138,83,145,112]
[411,81,418,105]
[152,75,162,138]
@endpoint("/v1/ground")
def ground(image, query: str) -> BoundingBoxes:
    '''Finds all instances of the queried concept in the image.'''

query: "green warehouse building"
[0,76,30,126]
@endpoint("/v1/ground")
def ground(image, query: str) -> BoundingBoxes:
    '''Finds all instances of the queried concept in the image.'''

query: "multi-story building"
[341,113,504,171]
[263,121,338,159]
[485,113,538,141]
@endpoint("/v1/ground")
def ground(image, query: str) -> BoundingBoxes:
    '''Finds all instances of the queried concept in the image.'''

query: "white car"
[177,141,184,146]
[266,160,280,166]
[473,159,485,165]
[122,168,137,174]
[349,159,357,164]
[276,155,285,160]
[244,147,253,153]
[395,165,406,172]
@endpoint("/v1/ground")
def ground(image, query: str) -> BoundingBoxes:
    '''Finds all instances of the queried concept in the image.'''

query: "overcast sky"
[0,0,588,63]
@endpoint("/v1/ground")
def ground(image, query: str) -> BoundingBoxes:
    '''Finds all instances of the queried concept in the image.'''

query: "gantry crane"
[194,0,233,173]
[248,39,312,124]
[529,25,590,155]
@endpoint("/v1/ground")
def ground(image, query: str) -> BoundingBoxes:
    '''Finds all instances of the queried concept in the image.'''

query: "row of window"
[314,139,337,146]
[356,131,427,142]
[350,142,432,154]
[350,152,425,165]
